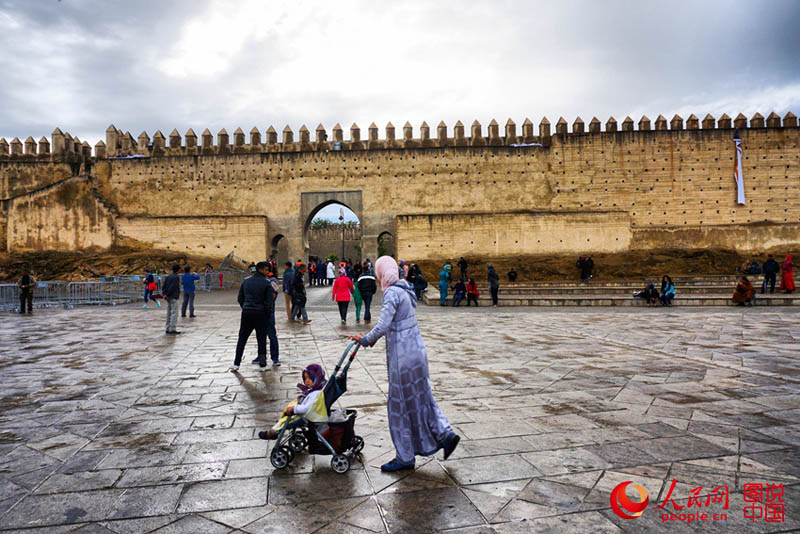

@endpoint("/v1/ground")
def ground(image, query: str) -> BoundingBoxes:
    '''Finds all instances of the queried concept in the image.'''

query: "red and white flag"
[733,131,745,205]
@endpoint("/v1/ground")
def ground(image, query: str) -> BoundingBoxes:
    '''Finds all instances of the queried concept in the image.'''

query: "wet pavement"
[1,287,799,533]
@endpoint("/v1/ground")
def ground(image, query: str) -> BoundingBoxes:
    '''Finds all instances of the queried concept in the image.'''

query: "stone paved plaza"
[1,288,800,533]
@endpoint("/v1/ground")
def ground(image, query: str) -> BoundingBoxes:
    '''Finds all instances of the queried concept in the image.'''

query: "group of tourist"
[434,259,501,307]
[732,253,795,306]
[634,275,676,306]
[329,259,378,324]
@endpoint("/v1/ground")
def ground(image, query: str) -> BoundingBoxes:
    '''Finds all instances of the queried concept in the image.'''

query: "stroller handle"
[334,340,361,374]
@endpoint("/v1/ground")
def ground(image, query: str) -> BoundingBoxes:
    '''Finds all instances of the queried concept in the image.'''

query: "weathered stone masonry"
[1,112,798,262]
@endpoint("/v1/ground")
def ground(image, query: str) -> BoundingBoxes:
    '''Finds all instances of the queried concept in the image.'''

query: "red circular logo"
[610,481,650,519]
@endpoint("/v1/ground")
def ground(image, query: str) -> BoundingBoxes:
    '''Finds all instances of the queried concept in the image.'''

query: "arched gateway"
[266,190,394,265]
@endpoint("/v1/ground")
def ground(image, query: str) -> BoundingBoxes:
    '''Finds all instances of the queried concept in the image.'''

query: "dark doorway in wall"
[271,234,289,267]
[377,231,395,258]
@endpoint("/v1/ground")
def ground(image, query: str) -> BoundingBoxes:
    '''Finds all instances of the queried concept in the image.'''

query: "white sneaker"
[228,365,239,372]
[259,366,268,372]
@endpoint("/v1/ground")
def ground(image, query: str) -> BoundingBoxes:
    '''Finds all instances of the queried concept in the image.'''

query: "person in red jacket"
[781,254,796,293]
[332,268,355,324]
[466,278,480,306]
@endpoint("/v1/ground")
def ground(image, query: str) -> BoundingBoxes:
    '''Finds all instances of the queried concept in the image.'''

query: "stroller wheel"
[352,435,365,453]
[331,454,350,474]
[289,432,308,452]
[270,446,292,469]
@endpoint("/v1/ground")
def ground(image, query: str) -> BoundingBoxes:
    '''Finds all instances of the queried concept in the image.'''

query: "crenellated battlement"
[1,111,796,163]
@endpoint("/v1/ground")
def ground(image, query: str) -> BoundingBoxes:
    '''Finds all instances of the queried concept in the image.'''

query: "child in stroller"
[258,343,365,473]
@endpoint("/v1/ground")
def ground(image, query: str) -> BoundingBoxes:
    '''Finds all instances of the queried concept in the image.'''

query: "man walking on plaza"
[357,267,377,323]
[17,268,35,315]
[162,264,181,334]
[181,266,200,318]
[291,263,311,323]
[282,261,294,320]
[231,261,274,372]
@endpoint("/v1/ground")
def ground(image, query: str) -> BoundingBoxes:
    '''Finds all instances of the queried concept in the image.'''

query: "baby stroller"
[269,341,365,474]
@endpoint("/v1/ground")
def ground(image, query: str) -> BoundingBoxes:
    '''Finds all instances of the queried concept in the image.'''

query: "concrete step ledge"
[422,293,800,307]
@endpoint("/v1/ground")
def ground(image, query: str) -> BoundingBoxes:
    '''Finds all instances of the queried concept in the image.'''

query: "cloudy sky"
[1,0,799,150]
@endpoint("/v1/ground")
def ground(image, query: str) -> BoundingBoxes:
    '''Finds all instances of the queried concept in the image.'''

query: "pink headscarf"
[375,256,399,290]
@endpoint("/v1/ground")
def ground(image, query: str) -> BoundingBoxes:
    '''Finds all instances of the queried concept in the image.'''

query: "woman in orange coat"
[780,254,796,293]
[732,276,755,306]
[332,268,355,324]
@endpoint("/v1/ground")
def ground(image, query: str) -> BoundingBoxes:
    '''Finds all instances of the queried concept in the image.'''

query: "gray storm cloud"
[1,0,798,145]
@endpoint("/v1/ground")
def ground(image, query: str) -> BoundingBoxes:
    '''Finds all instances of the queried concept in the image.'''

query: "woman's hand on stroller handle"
[347,334,363,343]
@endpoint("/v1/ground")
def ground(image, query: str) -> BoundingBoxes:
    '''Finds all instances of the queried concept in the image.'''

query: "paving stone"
[443,454,541,485]
[35,469,122,494]
[378,487,484,531]
[115,462,227,487]
[150,514,232,533]
[268,470,371,505]
[177,477,268,512]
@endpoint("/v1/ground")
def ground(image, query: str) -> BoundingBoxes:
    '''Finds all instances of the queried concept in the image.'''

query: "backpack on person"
[269,278,280,300]
[417,275,428,290]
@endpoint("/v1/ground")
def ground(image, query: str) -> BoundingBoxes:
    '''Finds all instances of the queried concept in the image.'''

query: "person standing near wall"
[438,265,449,306]
[17,268,34,315]
[781,254,796,294]
[282,262,294,321]
[181,266,200,318]
[162,264,181,334]
[204,264,213,292]
[488,264,500,307]
[326,260,336,286]
[308,261,317,286]
[143,271,156,309]
[457,257,468,281]
[230,261,274,372]
[761,254,780,294]
[357,268,377,323]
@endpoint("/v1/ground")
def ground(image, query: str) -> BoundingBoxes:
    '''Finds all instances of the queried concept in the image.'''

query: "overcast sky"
[1,0,799,148]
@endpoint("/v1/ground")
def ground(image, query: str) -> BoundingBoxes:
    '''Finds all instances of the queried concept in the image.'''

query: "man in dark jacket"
[281,262,294,320]
[762,254,781,294]
[18,268,35,315]
[291,263,311,324]
[357,270,377,323]
[230,261,274,371]
[488,264,500,307]
[162,264,181,334]
[457,257,468,281]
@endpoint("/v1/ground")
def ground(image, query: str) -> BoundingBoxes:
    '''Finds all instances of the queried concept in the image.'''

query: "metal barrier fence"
[1,270,249,312]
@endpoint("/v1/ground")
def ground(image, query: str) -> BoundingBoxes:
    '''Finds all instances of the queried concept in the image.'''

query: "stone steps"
[493,286,752,296]
[471,275,798,288]
[422,292,799,307]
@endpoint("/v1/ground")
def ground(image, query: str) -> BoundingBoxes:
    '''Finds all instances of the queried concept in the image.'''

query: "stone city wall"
[307,226,363,261]
[6,176,115,251]
[116,216,268,262]
[1,111,798,261]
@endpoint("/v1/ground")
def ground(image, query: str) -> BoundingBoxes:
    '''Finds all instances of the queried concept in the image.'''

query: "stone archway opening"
[305,201,362,263]
[271,234,289,268]
[377,231,396,258]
